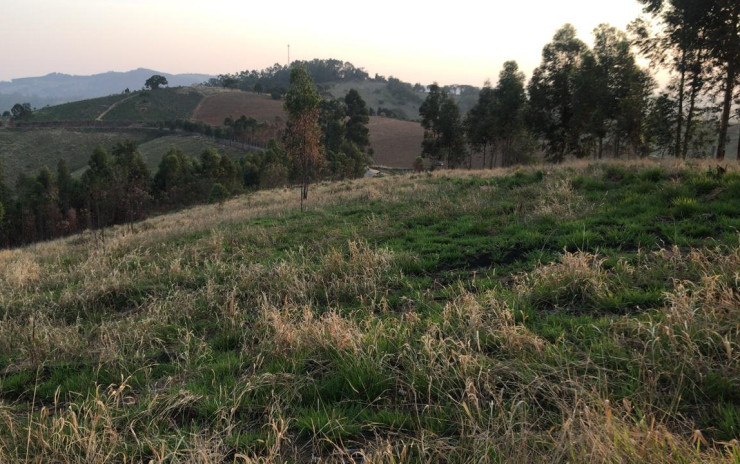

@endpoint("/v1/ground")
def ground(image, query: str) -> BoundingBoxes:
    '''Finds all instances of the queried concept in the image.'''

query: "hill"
[0,68,213,113]
[0,127,254,183]
[192,89,425,168]
[0,160,738,462]
[0,128,160,182]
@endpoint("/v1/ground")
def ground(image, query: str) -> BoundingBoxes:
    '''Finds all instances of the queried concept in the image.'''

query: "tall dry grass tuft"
[533,175,588,219]
[0,249,41,290]
[236,240,399,308]
[260,301,362,356]
[516,250,610,310]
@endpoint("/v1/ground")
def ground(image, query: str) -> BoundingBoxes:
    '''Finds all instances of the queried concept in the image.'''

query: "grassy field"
[30,94,131,122]
[0,128,160,183]
[101,87,204,122]
[1,159,739,462]
[0,128,252,183]
[192,90,286,127]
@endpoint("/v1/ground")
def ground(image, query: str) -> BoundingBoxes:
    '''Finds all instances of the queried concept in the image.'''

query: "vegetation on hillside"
[30,94,131,122]
[0,161,738,462]
[0,71,372,248]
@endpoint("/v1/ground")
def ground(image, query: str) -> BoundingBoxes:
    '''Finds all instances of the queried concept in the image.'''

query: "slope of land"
[0,68,213,113]
[192,89,286,126]
[326,80,425,121]
[1,160,738,462]
[100,87,204,122]
[367,116,423,167]
[30,94,132,122]
[0,128,161,182]
[192,89,425,168]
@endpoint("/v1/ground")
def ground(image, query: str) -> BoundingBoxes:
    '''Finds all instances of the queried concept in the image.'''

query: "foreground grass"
[0,160,739,462]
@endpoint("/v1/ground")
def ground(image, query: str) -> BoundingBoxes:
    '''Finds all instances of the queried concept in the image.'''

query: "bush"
[208,183,229,206]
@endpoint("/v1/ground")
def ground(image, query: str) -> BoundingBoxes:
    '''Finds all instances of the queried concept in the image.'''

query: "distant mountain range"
[0,68,214,112]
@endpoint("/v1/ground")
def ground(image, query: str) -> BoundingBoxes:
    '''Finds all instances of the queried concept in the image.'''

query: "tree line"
[208,59,370,98]
[0,73,371,247]
[419,2,740,168]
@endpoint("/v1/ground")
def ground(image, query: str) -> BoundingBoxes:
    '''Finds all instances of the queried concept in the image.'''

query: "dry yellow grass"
[1,159,739,462]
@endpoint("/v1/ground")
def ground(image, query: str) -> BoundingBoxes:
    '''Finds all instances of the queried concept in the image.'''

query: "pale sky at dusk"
[1,0,645,86]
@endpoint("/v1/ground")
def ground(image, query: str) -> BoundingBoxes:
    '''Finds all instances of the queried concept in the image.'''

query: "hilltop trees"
[145,75,168,90]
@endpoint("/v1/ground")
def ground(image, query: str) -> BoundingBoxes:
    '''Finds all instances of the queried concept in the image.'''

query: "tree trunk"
[717,61,736,160]
[682,72,700,159]
[717,6,739,161]
[675,50,686,158]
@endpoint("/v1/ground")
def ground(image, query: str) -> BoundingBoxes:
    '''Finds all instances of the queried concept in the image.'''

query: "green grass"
[0,128,160,182]
[0,161,739,462]
[0,129,254,182]
[102,87,204,122]
[30,94,131,121]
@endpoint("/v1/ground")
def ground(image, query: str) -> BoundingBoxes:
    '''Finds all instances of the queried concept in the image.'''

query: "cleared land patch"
[192,90,286,126]
[191,89,425,169]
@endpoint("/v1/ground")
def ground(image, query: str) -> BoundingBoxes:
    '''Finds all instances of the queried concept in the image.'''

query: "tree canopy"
[145,75,168,90]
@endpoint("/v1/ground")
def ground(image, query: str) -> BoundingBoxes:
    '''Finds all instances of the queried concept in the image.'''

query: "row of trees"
[0,68,372,246]
[633,0,740,161]
[419,6,740,167]
[208,59,370,97]
[418,24,655,167]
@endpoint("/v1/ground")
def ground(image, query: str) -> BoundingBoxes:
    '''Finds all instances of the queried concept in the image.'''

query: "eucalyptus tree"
[284,65,323,207]
[527,24,588,161]
[631,0,711,158]
[420,84,467,167]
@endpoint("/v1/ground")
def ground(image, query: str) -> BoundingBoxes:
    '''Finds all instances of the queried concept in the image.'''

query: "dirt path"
[96,94,136,121]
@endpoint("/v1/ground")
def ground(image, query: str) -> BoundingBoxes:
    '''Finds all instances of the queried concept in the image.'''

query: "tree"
[110,141,151,231]
[527,24,588,161]
[11,103,32,121]
[703,0,740,160]
[153,147,197,205]
[145,75,168,90]
[631,1,710,158]
[344,89,370,152]
[419,84,467,167]
[465,81,497,168]
[491,61,530,166]
[645,93,679,157]
[284,65,323,210]
[591,24,654,158]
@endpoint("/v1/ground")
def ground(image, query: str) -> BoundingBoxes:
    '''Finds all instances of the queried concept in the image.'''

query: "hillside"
[1,160,739,462]
[0,128,161,182]
[0,69,213,113]
[192,89,425,168]
[0,128,254,183]
[327,80,425,122]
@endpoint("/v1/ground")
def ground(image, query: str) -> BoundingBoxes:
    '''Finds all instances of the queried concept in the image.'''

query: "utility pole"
[287,44,290,67]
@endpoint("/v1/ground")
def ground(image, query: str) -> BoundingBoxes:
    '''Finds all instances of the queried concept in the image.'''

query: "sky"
[1,0,646,86]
